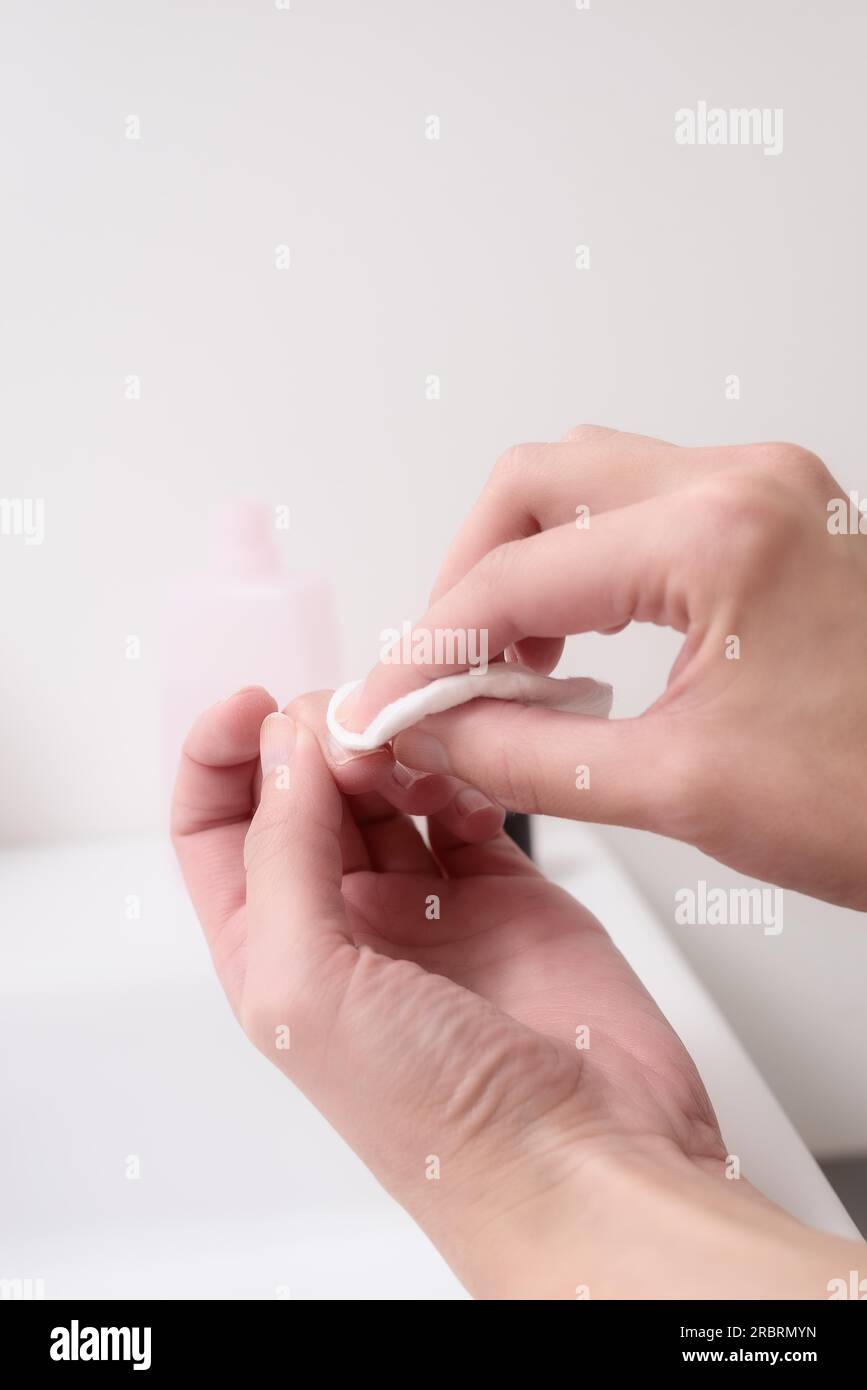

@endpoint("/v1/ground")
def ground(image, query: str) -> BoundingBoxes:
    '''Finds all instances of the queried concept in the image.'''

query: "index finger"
[343,433,734,731]
[340,490,692,732]
[429,427,640,604]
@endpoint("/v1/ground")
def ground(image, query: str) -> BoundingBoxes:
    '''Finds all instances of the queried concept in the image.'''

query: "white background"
[2,0,866,1155]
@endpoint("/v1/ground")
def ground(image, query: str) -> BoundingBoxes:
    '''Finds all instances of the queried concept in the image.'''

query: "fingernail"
[326,733,380,767]
[260,712,296,778]
[221,685,268,702]
[455,787,501,820]
[392,760,428,790]
[335,687,366,734]
[392,731,451,774]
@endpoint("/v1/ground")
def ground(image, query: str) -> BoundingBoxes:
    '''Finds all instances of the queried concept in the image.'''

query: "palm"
[173,687,726,1223]
[337,809,724,1167]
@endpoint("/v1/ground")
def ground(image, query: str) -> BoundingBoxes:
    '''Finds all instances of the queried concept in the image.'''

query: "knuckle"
[741,440,831,492]
[283,689,330,725]
[485,708,545,812]
[491,442,546,487]
[243,803,286,876]
[664,739,708,824]
[645,723,710,837]
[687,471,795,581]
[560,423,617,444]
[474,537,520,592]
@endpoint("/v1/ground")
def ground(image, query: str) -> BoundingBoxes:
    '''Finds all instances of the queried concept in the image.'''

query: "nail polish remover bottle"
[162,500,339,772]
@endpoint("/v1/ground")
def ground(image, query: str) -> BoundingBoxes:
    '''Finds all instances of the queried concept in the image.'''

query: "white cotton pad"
[326,665,613,752]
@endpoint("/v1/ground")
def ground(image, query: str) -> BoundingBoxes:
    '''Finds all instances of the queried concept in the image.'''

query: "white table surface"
[0,821,858,1300]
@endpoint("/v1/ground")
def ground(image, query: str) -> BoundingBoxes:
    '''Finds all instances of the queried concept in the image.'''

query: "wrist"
[431,1136,862,1300]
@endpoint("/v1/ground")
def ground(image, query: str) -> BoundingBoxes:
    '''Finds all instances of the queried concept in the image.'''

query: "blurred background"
[1,0,865,1196]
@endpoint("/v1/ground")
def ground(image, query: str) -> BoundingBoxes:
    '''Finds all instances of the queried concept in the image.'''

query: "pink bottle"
[162,501,340,774]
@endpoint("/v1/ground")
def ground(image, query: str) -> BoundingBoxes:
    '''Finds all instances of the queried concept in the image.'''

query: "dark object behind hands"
[504,812,532,858]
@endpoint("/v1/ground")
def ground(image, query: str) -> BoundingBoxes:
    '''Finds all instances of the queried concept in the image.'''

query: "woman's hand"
[170,686,861,1298]
[341,427,867,909]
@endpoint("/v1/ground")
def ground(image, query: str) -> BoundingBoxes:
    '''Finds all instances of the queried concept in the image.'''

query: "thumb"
[393,700,673,830]
[242,713,355,1046]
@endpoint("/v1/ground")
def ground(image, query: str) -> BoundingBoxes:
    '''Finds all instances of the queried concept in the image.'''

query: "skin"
[342,426,867,909]
[172,686,866,1298]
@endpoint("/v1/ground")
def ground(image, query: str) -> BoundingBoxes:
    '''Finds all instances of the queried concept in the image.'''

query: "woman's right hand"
[341,427,867,909]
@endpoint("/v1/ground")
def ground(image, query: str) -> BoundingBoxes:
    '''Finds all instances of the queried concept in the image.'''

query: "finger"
[425,782,506,842]
[425,429,731,675]
[342,442,726,733]
[394,697,675,830]
[171,686,277,839]
[345,787,439,873]
[344,491,693,730]
[428,428,698,606]
[320,784,442,879]
[288,687,503,840]
[427,814,542,879]
[346,773,503,852]
[244,715,356,1030]
[171,686,277,973]
[287,688,448,805]
[437,429,620,674]
[559,423,621,444]
[506,635,565,673]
